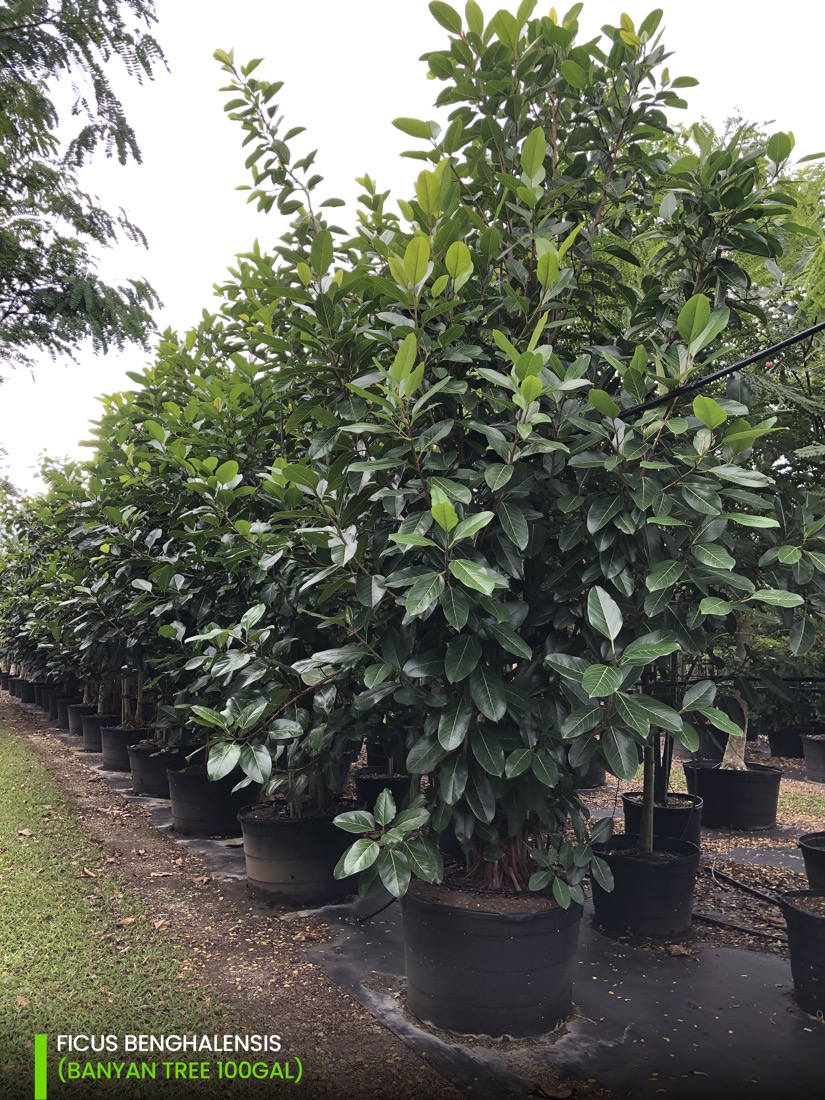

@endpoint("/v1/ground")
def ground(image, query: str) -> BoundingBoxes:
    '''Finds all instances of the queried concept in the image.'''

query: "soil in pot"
[767,726,805,759]
[683,761,781,830]
[67,703,97,736]
[402,877,583,1038]
[779,890,825,1016]
[801,735,825,784]
[168,766,260,837]
[100,726,150,772]
[621,792,703,849]
[591,835,700,937]
[238,803,354,904]
[80,713,119,753]
[353,767,412,808]
[798,833,825,891]
[128,741,193,797]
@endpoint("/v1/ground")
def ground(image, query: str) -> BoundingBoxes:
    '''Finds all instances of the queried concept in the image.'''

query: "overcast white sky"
[1,0,823,492]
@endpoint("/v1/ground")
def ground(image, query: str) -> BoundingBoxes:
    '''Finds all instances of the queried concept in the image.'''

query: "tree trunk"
[721,620,750,770]
[638,742,656,854]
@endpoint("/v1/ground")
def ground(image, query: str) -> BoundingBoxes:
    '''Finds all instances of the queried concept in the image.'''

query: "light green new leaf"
[404,236,431,286]
[693,395,727,429]
[449,559,497,595]
[748,588,804,608]
[693,543,736,570]
[646,561,685,591]
[520,126,546,180]
[699,596,732,616]
[452,511,494,542]
[677,293,711,343]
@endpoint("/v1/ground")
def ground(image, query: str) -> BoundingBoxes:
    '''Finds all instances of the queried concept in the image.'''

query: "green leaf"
[469,664,507,721]
[581,665,623,698]
[377,849,411,898]
[439,754,468,803]
[484,464,513,492]
[561,707,602,739]
[590,855,614,892]
[449,559,497,595]
[445,240,473,280]
[239,743,272,785]
[748,588,804,608]
[215,459,239,485]
[620,636,680,665]
[560,59,587,88]
[699,597,732,616]
[438,698,473,751]
[429,0,463,33]
[589,389,621,419]
[587,586,623,642]
[767,131,792,164]
[552,878,572,909]
[441,587,470,630]
[696,707,744,737]
[310,228,333,276]
[677,294,711,344]
[790,616,816,657]
[520,126,546,180]
[404,237,431,286]
[505,748,534,777]
[709,465,772,488]
[405,838,444,884]
[531,753,559,787]
[452,511,494,542]
[721,513,779,528]
[334,810,376,834]
[472,727,505,775]
[693,544,736,570]
[431,496,458,532]
[393,117,433,139]
[488,622,532,659]
[406,735,447,774]
[464,771,496,823]
[375,789,397,827]
[693,395,727,429]
[190,705,228,731]
[206,741,240,781]
[405,572,446,616]
[498,501,529,549]
[614,693,682,735]
[646,561,685,592]
[601,728,639,780]
[334,838,380,879]
[445,634,482,683]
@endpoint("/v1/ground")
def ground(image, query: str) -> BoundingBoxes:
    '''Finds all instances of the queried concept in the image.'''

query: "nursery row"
[2,2,825,1038]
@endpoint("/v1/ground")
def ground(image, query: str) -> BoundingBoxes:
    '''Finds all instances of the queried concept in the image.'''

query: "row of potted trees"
[2,2,825,1030]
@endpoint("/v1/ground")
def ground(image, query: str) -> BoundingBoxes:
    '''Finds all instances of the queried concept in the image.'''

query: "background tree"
[0,0,164,372]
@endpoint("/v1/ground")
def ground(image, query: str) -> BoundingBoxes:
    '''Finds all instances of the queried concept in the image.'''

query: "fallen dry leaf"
[153,919,170,931]
[15,996,30,1007]
[666,944,693,957]
[149,871,173,878]
[17,829,34,838]
[80,868,96,878]
[192,876,210,886]
[116,917,136,928]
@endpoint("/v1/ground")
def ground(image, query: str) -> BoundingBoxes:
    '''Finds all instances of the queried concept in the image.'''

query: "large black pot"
[799,833,825,891]
[0,672,9,690]
[47,691,64,721]
[8,677,19,697]
[591,835,700,936]
[238,806,353,904]
[402,885,582,1038]
[353,766,412,809]
[779,891,825,1016]
[767,726,805,759]
[127,742,192,797]
[67,703,97,736]
[683,761,781,830]
[80,712,119,753]
[621,792,703,849]
[100,726,150,771]
[168,766,259,837]
[801,735,825,784]
[55,696,80,730]
[18,680,36,704]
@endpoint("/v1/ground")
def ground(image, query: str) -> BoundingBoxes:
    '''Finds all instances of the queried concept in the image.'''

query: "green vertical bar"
[34,1034,47,1100]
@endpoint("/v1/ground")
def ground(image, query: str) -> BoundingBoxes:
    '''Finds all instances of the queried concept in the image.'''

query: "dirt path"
[1,695,466,1100]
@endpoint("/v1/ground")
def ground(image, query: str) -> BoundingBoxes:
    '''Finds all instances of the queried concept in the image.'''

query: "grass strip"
[0,727,255,1098]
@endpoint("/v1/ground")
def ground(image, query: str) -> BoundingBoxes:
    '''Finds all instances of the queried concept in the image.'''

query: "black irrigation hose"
[622,320,825,421]
[692,911,787,942]
[702,863,782,908]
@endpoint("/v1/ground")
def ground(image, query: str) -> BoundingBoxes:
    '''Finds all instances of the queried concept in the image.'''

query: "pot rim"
[594,834,701,861]
[403,880,584,924]
[778,889,825,918]
[682,760,782,776]
[622,791,703,808]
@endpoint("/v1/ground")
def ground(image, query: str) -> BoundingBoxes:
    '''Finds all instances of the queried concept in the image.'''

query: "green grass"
[0,727,245,1099]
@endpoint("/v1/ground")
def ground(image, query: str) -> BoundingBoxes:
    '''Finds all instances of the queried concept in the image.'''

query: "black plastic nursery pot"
[67,703,97,736]
[801,735,825,784]
[799,833,825,891]
[621,792,703,850]
[47,691,63,721]
[683,761,781,830]
[8,677,19,697]
[80,712,119,753]
[127,742,192,797]
[779,891,825,1016]
[18,680,36,704]
[591,835,701,937]
[55,696,80,730]
[0,672,9,690]
[237,805,353,904]
[168,766,259,837]
[767,726,805,759]
[100,726,150,771]
[402,883,582,1038]
[353,766,412,809]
